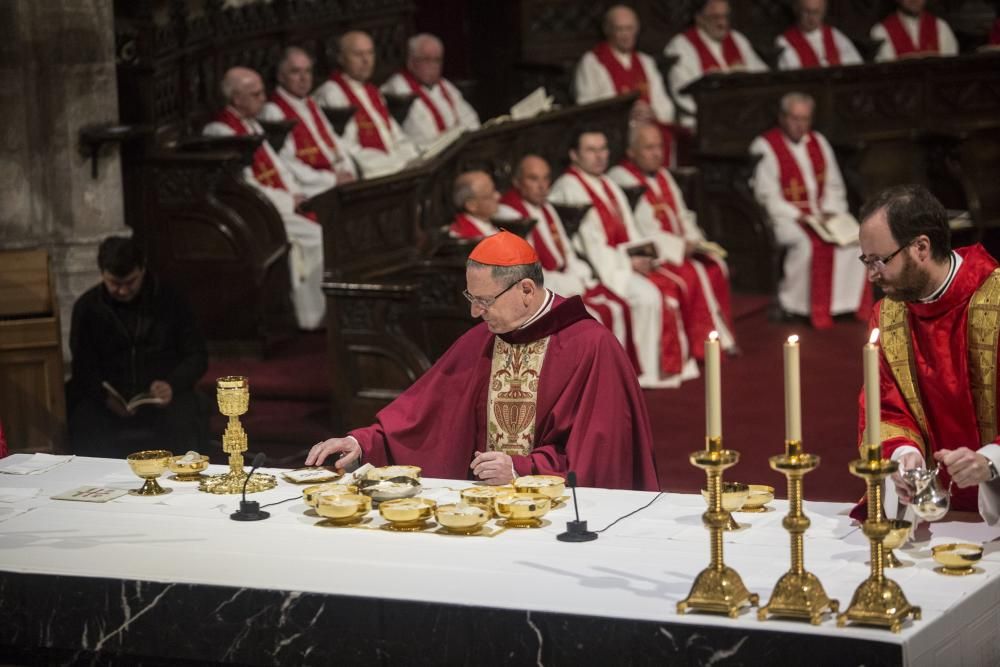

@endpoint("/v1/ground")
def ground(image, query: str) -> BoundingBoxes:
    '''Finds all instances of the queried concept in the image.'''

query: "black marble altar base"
[0,571,901,666]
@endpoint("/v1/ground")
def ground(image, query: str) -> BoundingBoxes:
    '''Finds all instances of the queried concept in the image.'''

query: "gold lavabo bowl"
[126,449,174,495]
[315,493,371,525]
[435,503,491,534]
[495,492,551,528]
[513,475,565,500]
[167,454,210,481]
[370,465,422,481]
[358,476,422,503]
[932,543,983,575]
[739,484,775,512]
[379,497,437,530]
[460,485,515,517]
[303,482,360,508]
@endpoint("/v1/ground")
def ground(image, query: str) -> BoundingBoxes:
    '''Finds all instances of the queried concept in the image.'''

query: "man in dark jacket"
[68,237,208,457]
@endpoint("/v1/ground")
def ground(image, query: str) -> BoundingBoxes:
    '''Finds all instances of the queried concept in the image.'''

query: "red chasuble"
[349,295,659,490]
[399,70,456,132]
[682,27,744,73]
[858,245,1000,513]
[328,72,392,151]
[881,12,939,57]
[782,25,841,67]
[269,91,339,170]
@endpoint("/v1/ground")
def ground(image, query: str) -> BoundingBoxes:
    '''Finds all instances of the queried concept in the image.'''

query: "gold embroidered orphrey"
[879,268,1000,450]
[487,336,551,456]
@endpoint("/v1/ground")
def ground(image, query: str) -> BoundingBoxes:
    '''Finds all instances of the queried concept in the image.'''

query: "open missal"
[803,212,860,247]
[102,381,166,413]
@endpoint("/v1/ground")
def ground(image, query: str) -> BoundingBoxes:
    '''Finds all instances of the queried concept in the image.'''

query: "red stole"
[328,72,392,151]
[567,168,630,247]
[882,12,939,56]
[450,213,491,239]
[591,42,650,103]
[500,189,567,271]
[762,128,834,328]
[682,27,744,73]
[399,70,456,132]
[213,108,288,191]
[269,91,338,170]
[618,160,682,235]
[782,25,841,67]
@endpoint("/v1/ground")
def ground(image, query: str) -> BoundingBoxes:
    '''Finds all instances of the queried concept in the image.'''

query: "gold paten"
[126,449,174,496]
[837,444,921,633]
[740,484,775,513]
[199,376,277,494]
[677,436,759,618]
[758,439,839,625]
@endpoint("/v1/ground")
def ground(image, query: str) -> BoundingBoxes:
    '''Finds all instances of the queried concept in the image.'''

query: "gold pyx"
[758,439,839,624]
[199,376,277,494]
[677,436,759,618]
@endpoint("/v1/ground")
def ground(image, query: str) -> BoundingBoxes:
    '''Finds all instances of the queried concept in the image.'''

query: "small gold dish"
[370,465,422,481]
[932,543,983,576]
[303,482,360,508]
[495,493,551,528]
[358,476,422,503]
[513,475,565,500]
[167,454,210,481]
[739,484,775,512]
[436,503,491,534]
[126,449,174,496]
[282,467,343,485]
[460,485,515,517]
[315,493,371,526]
[379,497,437,530]
[701,482,749,530]
[882,519,912,568]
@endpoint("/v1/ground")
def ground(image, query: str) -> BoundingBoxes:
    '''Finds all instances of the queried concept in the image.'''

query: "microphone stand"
[556,471,598,542]
[230,453,270,521]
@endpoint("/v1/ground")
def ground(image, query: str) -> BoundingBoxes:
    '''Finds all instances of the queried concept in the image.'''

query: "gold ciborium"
[127,449,174,496]
[199,376,277,494]
[677,437,759,618]
[837,444,921,633]
[758,440,839,624]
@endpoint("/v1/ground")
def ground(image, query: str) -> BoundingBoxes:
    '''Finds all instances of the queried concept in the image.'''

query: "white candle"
[705,331,721,441]
[784,335,801,442]
[864,328,881,447]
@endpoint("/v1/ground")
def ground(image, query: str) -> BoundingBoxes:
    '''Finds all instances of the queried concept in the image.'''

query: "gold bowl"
[303,482,360,508]
[315,493,371,525]
[495,493,551,528]
[126,449,174,496]
[358,477,422,503]
[379,497,437,530]
[513,475,565,500]
[435,503,491,534]
[701,482,749,530]
[167,454,210,481]
[932,543,983,575]
[882,519,912,568]
[460,485,515,517]
[370,465,422,481]
[739,484,775,512]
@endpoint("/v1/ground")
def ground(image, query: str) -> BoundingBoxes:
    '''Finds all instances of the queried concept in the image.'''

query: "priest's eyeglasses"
[463,281,518,309]
[859,242,912,273]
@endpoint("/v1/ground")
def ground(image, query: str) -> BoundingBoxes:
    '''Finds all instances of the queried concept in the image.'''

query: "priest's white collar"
[919,251,961,303]
[519,289,554,329]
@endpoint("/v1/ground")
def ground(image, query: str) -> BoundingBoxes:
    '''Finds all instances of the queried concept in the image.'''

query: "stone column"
[0,0,127,354]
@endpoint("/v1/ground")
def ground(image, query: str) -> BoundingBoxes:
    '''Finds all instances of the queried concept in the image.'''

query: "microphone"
[556,471,598,542]
[230,452,270,521]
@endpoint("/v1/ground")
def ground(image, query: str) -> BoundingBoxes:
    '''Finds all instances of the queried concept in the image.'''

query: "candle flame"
[869,328,880,345]
[708,330,719,342]
[787,334,799,344]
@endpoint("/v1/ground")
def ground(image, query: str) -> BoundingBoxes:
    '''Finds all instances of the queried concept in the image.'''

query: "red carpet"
[200,296,871,501]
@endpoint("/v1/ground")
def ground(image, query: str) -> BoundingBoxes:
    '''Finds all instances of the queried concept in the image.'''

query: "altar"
[1,454,998,666]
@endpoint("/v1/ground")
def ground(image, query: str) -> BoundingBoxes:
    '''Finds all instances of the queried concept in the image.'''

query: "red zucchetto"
[468,230,538,266]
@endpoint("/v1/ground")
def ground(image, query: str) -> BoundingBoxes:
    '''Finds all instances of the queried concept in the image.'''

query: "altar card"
[51,486,129,503]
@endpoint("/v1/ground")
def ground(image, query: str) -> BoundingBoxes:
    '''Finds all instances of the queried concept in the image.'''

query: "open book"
[623,240,658,258]
[102,381,165,413]
[510,87,554,120]
[803,212,860,247]
[694,240,728,259]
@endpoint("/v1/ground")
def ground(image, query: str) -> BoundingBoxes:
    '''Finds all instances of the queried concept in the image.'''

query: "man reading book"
[68,237,208,457]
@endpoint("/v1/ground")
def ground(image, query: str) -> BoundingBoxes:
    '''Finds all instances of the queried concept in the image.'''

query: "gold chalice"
[126,450,174,496]
[495,493,551,528]
[460,485,515,517]
[880,520,912,568]
[167,454,210,481]
[200,376,277,494]
[315,493,371,526]
[436,503,491,535]
[513,475,565,500]
[701,482,750,530]
[932,543,983,576]
[740,484,775,512]
[379,497,437,531]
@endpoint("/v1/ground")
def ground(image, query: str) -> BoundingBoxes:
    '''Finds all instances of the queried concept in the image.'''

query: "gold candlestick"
[836,444,921,632]
[677,436,759,618]
[199,376,277,495]
[758,439,839,624]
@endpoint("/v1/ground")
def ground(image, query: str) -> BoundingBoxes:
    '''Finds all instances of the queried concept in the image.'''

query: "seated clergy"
[449,170,500,239]
[550,129,698,389]
[609,123,735,360]
[574,5,675,126]
[313,31,419,177]
[664,0,768,125]
[750,92,870,329]
[203,67,325,330]
[497,154,640,369]
[776,0,862,70]
[306,231,659,491]
[381,33,481,151]
[260,46,358,197]
[870,0,958,62]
